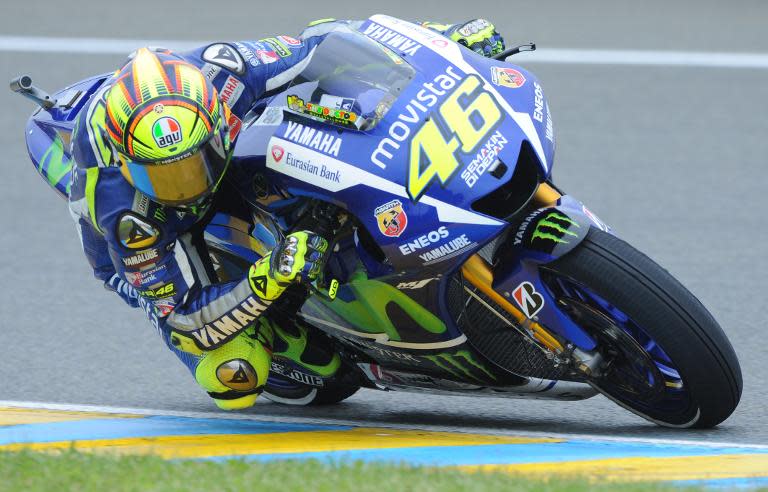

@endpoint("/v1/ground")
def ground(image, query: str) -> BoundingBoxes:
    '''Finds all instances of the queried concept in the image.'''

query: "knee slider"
[194,329,272,410]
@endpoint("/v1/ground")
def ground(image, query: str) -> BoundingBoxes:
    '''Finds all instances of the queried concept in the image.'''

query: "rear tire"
[542,228,742,428]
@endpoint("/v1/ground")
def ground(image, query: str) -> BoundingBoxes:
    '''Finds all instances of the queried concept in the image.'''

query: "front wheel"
[540,228,742,428]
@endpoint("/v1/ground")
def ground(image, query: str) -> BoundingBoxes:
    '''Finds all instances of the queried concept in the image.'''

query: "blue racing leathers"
[66,18,503,405]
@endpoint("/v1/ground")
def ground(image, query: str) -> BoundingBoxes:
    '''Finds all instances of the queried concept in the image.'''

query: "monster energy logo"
[530,212,579,247]
[423,350,496,382]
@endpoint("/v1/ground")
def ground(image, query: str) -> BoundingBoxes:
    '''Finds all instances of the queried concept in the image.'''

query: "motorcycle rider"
[68,18,505,410]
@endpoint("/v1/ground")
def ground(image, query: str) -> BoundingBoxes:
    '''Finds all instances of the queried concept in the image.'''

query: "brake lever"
[492,42,537,61]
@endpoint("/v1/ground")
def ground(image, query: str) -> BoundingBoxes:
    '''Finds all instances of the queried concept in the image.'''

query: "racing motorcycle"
[12,15,742,427]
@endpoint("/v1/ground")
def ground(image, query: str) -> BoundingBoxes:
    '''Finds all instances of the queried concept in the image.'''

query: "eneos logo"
[374,199,408,238]
[271,145,285,162]
[152,116,183,148]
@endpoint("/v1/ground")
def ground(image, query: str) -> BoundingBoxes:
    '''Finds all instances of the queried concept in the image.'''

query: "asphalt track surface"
[1,1,767,445]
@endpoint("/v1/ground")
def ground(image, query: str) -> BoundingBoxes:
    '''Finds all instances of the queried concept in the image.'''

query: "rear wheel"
[540,228,742,428]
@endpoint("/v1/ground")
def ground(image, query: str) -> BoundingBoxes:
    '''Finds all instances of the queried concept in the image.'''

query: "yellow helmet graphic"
[105,48,232,207]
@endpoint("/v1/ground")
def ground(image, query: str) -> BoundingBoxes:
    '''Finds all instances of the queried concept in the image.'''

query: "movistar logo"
[531,212,579,245]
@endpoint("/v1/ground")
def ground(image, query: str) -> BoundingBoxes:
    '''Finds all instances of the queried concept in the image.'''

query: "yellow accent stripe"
[85,167,103,233]
[0,428,560,459]
[307,18,336,27]
[457,454,768,482]
[0,408,140,426]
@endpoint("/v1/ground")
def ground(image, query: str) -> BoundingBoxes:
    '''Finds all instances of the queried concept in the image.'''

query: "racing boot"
[257,314,346,405]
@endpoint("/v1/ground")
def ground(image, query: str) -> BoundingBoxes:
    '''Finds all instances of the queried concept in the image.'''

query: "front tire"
[541,228,742,428]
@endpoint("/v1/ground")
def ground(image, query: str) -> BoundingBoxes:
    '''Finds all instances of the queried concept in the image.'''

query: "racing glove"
[248,231,329,301]
[424,19,505,57]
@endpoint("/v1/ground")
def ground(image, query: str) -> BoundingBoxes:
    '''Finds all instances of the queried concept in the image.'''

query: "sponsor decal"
[153,299,175,317]
[132,192,149,216]
[398,226,449,255]
[513,210,544,246]
[370,66,462,169]
[545,103,554,143]
[374,199,408,238]
[122,248,160,267]
[139,282,176,299]
[117,212,160,249]
[263,37,291,57]
[319,94,355,111]
[234,42,260,67]
[282,121,342,157]
[249,273,268,297]
[124,270,160,287]
[530,211,579,250]
[255,49,279,64]
[371,346,419,362]
[423,350,496,381]
[533,81,544,123]
[200,62,222,81]
[202,43,246,75]
[271,145,285,162]
[253,106,284,127]
[512,281,545,318]
[431,39,449,48]
[491,67,526,89]
[280,151,341,184]
[228,113,242,140]
[219,75,244,106]
[396,278,437,290]
[287,94,358,127]
[216,359,258,391]
[153,207,167,223]
[419,234,475,264]
[461,130,508,188]
[189,296,271,350]
[278,35,303,47]
[363,22,421,56]
[151,116,182,148]
[515,210,580,253]
[270,361,324,387]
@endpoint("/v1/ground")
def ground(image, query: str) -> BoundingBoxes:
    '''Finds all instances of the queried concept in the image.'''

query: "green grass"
[0,450,711,492]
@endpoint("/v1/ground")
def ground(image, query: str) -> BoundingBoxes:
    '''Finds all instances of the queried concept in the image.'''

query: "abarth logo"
[374,199,408,237]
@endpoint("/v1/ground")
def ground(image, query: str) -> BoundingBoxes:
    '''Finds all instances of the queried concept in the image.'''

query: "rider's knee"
[192,328,272,410]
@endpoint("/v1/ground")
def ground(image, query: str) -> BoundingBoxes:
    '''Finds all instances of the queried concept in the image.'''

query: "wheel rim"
[541,270,694,418]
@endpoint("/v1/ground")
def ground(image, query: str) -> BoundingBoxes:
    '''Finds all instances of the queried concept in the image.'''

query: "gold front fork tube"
[460,255,564,353]
[532,182,562,208]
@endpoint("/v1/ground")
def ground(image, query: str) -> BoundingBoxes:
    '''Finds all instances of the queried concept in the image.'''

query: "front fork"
[461,183,613,368]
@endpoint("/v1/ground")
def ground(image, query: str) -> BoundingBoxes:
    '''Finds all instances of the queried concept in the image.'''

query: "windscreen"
[284,27,416,131]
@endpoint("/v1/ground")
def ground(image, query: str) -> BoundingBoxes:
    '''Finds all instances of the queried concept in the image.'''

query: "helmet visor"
[119,132,229,207]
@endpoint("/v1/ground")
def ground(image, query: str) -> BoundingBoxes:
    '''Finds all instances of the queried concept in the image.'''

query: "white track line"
[2,399,767,450]
[2,35,768,69]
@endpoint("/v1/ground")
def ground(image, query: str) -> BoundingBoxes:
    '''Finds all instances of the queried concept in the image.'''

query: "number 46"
[407,75,503,202]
